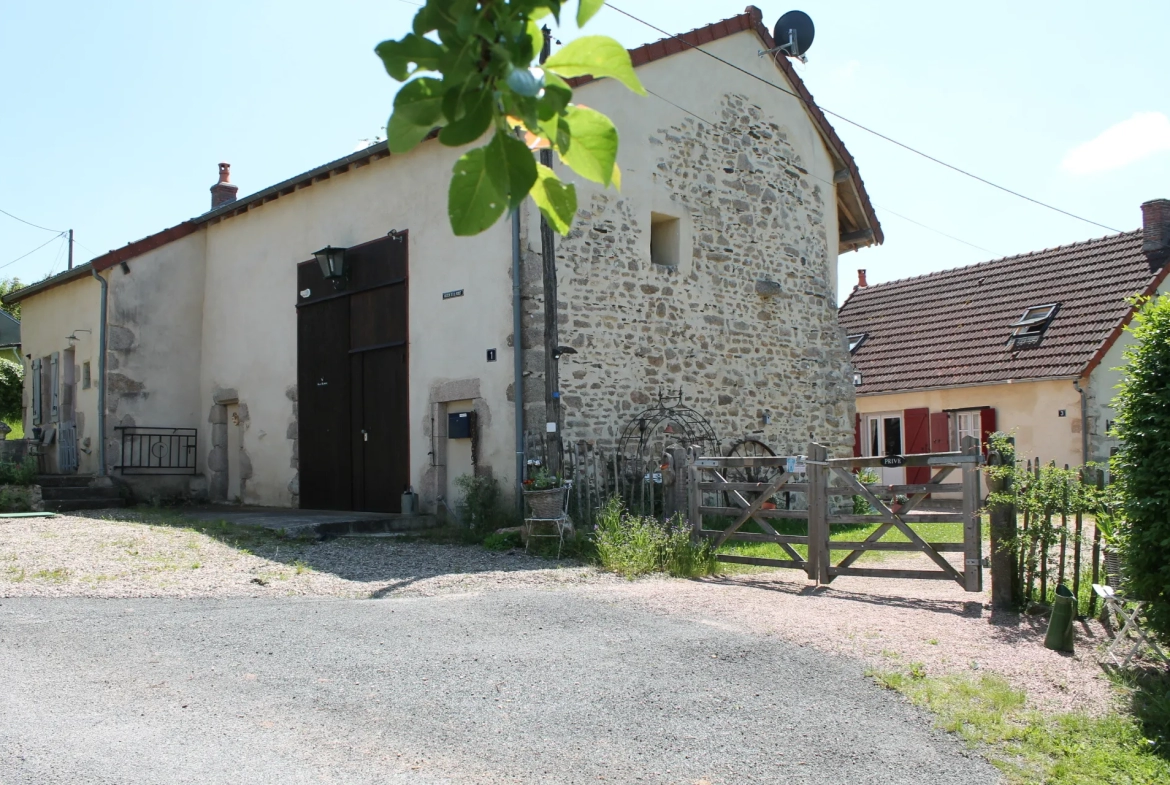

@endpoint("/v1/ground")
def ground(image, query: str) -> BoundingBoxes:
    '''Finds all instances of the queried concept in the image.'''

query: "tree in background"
[376,0,645,236]
[0,278,22,320]
[0,358,22,424]
[1111,294,1170,643]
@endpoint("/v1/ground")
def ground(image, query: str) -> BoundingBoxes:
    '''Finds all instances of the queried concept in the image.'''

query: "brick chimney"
[210,163,238,210]
[1141,199,1170,270]
[855,269,868,290]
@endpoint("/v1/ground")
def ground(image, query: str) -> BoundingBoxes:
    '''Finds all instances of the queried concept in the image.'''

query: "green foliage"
[482,530,522,551]
[593,497,716,578]
[872,667,1170,784]
[853,467,879,515]
[0,457,37,486]
[0,486,31,512]
[0,358,22,424]
[523,465,562,491]
[376,0,645,236]
[1112,294,1170,644]
[0,278,22,320]
[454,473,518,535]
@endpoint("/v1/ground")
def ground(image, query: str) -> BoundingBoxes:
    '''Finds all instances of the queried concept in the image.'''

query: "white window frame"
[847,333,867,353]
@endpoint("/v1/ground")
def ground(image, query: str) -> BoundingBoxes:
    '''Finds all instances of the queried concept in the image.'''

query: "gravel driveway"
[0,592,997,785]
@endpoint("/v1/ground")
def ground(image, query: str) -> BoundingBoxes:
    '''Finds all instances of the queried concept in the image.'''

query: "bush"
[593,497,716,579]
[0,457,37,486]
[1112,294,1170,644]
[0,358,22,424]
[453,473,518,537]
[482,530,522,551]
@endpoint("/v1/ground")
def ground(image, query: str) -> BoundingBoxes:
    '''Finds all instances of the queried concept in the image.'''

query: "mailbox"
[448,411,472,439]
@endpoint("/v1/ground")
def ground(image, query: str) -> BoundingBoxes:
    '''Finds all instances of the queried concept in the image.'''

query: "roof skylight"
[847,333,867,353]
[1008,303,1059,347]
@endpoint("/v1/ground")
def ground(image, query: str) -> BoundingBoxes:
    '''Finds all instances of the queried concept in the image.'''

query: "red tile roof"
[838,231,1170,395]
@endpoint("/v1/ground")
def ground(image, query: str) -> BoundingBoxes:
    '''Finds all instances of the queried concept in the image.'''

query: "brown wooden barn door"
[297,232,408,512]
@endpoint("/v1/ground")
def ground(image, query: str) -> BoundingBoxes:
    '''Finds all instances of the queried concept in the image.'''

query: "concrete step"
[36,475,97,488]
[40,486,123,501]
[312,514,440,538]
[45,499,127,513]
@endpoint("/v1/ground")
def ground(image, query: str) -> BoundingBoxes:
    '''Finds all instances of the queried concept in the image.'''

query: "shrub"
[0,457,37,486]
[852,467,879,515]
[454,473,518,536]
[1112,294,1170,643]
[593,497,716,579]
[483,530,522,551]
[0,358,22,424]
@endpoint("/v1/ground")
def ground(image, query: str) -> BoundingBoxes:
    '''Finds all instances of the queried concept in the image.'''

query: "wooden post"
[1058,464,1069,587]
[808,442,830,584]
[1089,469,1103,616]
[987,436,1018,609]
[961,436,983,592]
[1073,468,1083,616]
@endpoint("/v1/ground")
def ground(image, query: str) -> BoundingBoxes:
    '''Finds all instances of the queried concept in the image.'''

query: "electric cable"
[0,207,63,234]
[605,3,1123,234]
[0,233,67,272]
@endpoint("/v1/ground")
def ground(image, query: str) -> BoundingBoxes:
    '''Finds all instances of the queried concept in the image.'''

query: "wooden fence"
[688,439,985,591]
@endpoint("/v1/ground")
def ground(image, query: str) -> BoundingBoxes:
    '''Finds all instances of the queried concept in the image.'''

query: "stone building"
[5,7,881,513]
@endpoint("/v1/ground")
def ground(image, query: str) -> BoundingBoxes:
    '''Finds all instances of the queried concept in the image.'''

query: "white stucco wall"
[200,145,516,507]
[18,274,102,474]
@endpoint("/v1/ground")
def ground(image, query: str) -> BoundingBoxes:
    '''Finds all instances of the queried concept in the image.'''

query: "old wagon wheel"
[722,438,780,509]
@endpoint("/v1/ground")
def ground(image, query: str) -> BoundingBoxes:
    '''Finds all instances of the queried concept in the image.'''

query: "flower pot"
[524,486,568,519]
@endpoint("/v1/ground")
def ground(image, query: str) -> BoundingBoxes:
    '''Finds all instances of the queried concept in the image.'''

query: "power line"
[0,207,64,234]
[0,233,67,272]
[605,3,1124,234]
[643,87,999,257]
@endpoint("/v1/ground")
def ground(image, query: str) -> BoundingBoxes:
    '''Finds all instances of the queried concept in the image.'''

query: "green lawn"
[4,419,23,440]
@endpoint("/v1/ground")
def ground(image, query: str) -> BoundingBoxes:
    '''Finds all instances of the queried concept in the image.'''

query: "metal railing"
[114,427,198,475]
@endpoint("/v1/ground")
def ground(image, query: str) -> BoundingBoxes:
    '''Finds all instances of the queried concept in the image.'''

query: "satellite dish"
[773,10,815,59]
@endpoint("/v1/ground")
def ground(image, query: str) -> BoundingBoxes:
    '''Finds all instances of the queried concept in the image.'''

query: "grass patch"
[593,498,716,579]
[32,567,70,583]
[870,666,1170,784]
[4,566,25,582]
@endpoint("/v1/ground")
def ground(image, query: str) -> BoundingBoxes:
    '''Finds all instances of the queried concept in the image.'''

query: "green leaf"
[559,105,618,186]
[530,163,577,235]
[449,146,506,236]
[386,78,445,153]
[438,85,495,147]
[543,36,647,95]
[577,0,605,26]
[485,131,538,212]
[375,34,445,81]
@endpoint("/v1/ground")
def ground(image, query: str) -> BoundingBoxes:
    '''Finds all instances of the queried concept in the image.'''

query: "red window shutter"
[854,413,862,457]
[929,412,950,453]
[979,408,997,455]
[904,407,930,484]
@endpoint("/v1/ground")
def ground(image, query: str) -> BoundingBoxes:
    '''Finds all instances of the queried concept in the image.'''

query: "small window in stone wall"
[650,212,681,267]
[82,361,91,390]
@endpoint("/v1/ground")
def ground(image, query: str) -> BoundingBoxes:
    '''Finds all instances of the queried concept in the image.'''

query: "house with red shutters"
[837,199,1170,488]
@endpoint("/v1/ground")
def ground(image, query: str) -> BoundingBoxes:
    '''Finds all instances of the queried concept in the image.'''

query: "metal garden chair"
[523,480,573,558]
[1093,552,1167,667]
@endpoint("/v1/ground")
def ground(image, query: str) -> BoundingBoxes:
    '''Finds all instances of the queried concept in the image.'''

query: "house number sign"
[881,455,906,467]
[442,289,464,300]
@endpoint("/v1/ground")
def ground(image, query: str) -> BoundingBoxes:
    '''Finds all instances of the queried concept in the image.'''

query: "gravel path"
[0,594,997,785]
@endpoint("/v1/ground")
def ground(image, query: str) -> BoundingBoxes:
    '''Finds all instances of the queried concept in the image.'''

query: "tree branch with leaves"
[376,0,645,236]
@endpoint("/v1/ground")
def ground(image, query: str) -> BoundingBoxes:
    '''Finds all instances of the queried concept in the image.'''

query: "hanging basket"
[524,486,568,519]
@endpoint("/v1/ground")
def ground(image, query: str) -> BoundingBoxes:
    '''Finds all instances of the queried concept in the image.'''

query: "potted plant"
[522,466,568,519]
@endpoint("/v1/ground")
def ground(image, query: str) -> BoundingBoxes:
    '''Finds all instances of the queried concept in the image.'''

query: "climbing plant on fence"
[1111,294,1170,644]
[376,0,645,236]
[984,432,1109,612]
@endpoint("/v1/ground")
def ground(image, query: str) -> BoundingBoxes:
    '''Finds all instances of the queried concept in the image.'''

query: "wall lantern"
[313,246,349,284]
[853,372,863,386]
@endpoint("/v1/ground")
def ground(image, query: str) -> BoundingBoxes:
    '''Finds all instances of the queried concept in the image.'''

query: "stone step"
[36,475,98,488]
[40,486,123,501]
[44,499,127,513]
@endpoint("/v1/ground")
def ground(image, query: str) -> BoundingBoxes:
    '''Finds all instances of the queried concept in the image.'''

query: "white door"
[863,413,905,485]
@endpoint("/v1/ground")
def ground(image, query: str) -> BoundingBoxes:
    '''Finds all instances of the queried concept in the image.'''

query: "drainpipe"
[90,267,108,476]
[1073,379,1088,467]
[512,207,525,512]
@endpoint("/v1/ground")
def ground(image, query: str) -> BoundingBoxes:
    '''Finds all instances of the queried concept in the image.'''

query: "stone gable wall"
[521,93,856,458]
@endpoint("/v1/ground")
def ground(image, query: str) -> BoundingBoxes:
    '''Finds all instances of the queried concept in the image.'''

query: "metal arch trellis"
[616,389,720,517]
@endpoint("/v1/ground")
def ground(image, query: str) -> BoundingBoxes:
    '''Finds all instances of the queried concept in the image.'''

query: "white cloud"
[1061,112,1170,175]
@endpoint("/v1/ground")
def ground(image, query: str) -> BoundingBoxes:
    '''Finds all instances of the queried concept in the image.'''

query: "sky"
[2,1,1168,303]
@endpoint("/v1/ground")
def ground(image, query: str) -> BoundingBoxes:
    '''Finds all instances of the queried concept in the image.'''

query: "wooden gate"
[689,438,983,591]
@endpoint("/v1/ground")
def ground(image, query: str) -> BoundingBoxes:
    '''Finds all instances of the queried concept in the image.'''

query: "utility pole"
[67,229,74,270]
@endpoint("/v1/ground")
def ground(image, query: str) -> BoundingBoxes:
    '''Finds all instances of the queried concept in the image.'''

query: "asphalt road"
[0,591,996,784]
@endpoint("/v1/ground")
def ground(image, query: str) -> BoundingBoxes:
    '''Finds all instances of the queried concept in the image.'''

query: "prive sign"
[881,455,906,467]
